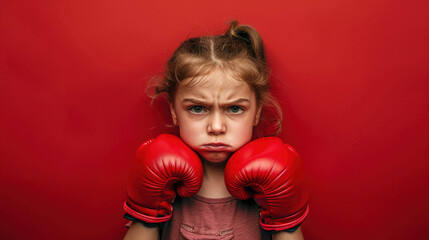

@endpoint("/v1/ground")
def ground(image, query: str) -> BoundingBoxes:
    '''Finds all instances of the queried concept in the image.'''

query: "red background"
[1,0,428,239]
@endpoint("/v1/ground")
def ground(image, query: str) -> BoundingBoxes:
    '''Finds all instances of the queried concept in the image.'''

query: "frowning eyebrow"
[182,98,250,105]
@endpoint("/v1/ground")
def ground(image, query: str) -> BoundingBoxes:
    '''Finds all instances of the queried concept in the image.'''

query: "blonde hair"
[152,20,282,137]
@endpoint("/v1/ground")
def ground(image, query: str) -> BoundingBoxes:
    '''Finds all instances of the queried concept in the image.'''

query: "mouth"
[201,143,231,151]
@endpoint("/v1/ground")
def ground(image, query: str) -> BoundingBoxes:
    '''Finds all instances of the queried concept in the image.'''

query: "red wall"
[1,1,428,239]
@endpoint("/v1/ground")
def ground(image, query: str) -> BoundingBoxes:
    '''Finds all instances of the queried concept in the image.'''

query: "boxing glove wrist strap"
[260,204,309,231]
[123,201,172,223]
[123,213,164,228]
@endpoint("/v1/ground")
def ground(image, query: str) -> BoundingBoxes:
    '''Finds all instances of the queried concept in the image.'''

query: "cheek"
[229,119,254,141]
[178,116,201,132]
[177,118,204,145]
[179,124,198,139]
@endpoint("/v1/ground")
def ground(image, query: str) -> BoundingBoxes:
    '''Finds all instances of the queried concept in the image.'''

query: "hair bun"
[225,20,266,62]
[226,20,250,43]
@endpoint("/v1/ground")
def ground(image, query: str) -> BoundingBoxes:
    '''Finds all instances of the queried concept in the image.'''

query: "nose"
[207,111,226,135]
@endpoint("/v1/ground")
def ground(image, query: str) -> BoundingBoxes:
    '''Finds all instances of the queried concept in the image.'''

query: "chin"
[200,152,231,165]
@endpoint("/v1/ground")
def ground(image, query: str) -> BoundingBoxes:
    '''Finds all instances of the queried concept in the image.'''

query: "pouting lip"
[200,143,231,151]
[203,142,229,147]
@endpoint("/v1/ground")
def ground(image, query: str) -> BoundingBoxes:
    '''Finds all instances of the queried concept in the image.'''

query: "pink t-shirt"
[161,195,271,239]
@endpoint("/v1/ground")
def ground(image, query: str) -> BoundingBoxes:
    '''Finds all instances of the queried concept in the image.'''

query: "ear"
[253,104,263,126]
[169,102,178,126]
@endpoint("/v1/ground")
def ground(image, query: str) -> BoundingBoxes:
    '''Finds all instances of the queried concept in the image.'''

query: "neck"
[197,158,232,199]
[203,158,227,179]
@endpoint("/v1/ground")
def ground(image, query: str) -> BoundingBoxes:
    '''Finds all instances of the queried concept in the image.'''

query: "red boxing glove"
[123,134,203,223]
[224,137,309,231]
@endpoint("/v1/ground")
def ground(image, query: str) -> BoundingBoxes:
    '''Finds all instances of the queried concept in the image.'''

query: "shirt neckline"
[192,194,237,204]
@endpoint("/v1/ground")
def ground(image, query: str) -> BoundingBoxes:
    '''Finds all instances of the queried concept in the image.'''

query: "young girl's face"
[170,68,262,164]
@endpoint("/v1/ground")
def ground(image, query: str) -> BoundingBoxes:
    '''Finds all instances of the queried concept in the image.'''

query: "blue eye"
[228,106,243,114]
[189,106,206,114]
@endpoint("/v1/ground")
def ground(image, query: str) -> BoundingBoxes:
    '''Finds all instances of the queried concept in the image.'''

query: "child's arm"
[123,222,159,240]
[271,227,304,240]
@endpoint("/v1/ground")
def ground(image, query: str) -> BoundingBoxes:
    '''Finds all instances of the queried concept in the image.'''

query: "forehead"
[181,68,244,87]
[177,69,255,100]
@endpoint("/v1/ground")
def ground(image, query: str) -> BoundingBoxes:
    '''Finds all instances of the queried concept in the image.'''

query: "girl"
[123,21,309,240]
